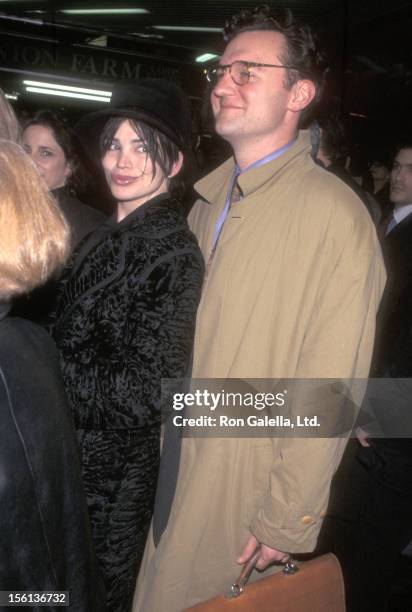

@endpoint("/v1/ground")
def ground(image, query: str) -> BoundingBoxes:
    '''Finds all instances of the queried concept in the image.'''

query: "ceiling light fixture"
[152,26,222,33]
[88,35,108,47]
[23,80,111,97]
[131,32,164,39]
[195,53,219,63]
[25,87,111,103]
[0,14,43,25]
[60,8,149,15]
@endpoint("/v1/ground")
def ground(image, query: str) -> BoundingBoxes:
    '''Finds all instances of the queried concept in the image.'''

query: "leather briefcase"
[185,553,346,612]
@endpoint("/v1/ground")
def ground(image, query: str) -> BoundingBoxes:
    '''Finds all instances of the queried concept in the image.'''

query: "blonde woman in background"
[15,109,105,323]
[0,89,20,141]
[0,137,105,609]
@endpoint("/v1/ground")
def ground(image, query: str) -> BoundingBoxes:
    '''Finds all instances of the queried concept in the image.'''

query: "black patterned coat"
[51,193,204,612]
[0,304,105,611]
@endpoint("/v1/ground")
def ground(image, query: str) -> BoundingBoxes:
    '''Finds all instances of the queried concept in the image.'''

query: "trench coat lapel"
[194,158,235,260]
[194,132,312,256]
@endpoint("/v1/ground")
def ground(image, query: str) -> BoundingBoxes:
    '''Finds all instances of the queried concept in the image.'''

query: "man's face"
[390,148,412,208]
[211,30,297,146]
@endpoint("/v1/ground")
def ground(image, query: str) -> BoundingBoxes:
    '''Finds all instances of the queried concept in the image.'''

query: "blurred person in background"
[317,140,412,611]
[367,156,392,220]
[22,110,105,249]
[15,111,105,323]
[374,141,412,370]
[314,116,381,223]
[50,79,204,612]
[0,138,105,611]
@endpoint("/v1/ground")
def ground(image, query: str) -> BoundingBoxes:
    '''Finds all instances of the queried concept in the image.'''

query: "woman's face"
[22,125,71,191]
[102,119,180,215]
[369,162,389,182]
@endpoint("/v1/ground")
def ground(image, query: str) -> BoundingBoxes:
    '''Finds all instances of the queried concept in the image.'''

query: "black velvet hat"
[75,78,192,157]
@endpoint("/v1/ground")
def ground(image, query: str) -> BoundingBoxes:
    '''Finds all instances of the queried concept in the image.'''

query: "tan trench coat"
[133,131,386,611]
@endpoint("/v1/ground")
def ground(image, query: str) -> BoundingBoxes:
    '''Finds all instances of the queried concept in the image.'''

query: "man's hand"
[356,426,371,448]
[237,534,289,571]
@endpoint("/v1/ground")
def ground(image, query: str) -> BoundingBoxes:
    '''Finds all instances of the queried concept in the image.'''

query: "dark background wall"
[0,1,411,159]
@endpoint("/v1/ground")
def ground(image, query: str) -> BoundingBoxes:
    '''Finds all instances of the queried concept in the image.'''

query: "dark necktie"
[378,214,396,241]
[230,178,243,205]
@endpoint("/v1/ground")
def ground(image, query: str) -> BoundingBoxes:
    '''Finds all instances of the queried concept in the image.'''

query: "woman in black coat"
[50,80,204,612]
[0,138,104,611]
[22,110,105,249]
[14,111,105,325]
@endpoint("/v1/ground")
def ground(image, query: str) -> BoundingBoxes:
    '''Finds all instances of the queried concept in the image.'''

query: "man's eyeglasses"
[204,60,298,87]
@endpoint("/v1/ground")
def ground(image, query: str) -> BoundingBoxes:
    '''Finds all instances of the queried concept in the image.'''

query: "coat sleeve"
[57,250,204,429]
[250,219,386,553]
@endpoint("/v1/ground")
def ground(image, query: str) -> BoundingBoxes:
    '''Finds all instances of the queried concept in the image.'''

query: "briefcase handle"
[226,547,299,600]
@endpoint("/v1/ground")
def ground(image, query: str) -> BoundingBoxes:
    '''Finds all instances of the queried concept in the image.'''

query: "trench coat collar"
[195,130,312,205]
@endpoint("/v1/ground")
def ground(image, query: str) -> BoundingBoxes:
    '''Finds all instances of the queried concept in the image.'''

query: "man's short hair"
[393,141,412,159]
[223,4,324,100]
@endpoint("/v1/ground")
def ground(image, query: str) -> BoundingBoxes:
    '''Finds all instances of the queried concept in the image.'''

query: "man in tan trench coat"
[133,6,386,611]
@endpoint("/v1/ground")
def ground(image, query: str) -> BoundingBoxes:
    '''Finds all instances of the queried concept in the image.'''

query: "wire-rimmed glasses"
[204,60,298,87]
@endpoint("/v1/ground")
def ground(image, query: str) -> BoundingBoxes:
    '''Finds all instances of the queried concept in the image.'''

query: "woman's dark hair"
[319,116,350,163]
[23,110,85,193]
[100,117,185,197]
[223,5,325,121]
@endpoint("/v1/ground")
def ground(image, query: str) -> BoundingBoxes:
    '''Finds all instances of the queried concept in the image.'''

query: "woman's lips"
[111,174,137,185]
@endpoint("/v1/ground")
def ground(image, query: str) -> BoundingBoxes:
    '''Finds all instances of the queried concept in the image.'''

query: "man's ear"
[168,151,184,178]
[288,79,317,113]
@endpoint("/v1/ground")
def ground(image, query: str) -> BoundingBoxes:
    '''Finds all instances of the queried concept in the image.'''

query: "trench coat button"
[320,510,326,518]
[301,515,314,525]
